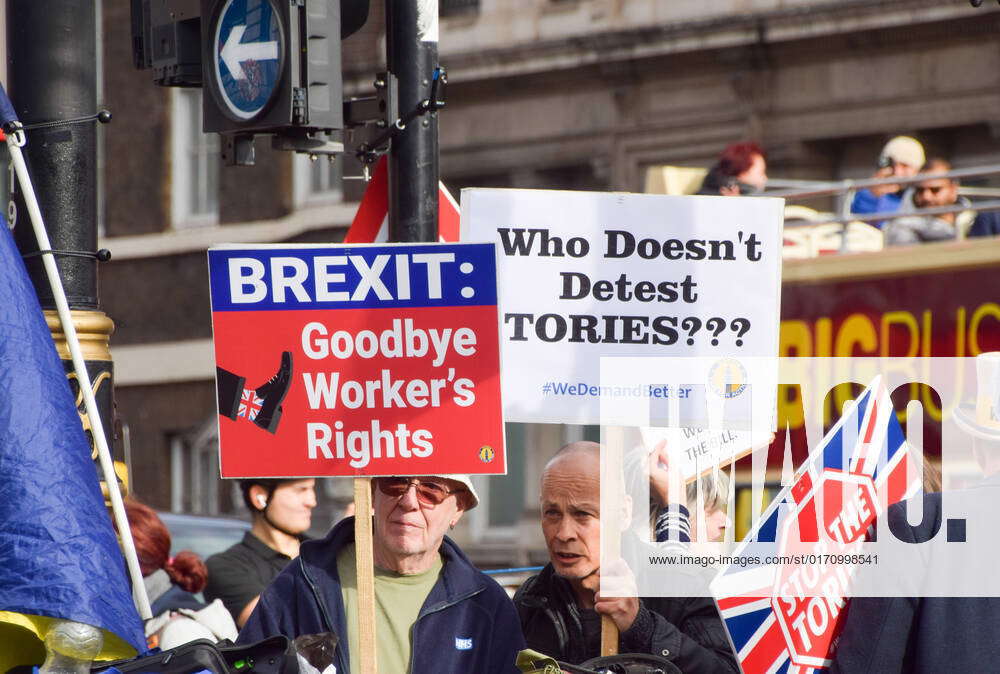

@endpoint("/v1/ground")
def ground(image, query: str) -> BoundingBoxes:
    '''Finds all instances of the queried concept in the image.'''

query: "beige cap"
[414,474,479,510]
[436,474,480,509]
[379,474,481,509]
[880,136,925,169]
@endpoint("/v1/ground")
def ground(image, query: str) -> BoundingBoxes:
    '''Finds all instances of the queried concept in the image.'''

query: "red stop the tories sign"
[771,470,877,669]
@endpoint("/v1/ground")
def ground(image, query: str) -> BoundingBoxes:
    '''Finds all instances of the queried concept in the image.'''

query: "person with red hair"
[123,498,237,649]
[696,142,768,196]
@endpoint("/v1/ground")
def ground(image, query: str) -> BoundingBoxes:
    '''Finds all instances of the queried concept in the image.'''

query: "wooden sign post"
[354,478,378,674]
[600,426,624,656]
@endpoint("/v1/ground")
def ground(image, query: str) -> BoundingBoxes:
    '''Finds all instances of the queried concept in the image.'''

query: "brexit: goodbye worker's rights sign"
[208,242,505,478]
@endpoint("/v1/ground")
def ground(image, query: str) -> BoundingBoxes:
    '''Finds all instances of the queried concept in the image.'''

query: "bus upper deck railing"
[764,163,1000,200]
[787,198,1000,227]
[763,164,1000,233]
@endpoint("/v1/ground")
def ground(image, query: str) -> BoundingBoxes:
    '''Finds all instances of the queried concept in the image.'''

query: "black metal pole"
[7,0,99,309]
[6,1,121,486]
[386,0,439,243]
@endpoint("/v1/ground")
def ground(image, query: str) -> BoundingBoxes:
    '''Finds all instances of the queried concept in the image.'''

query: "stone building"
[77,0,1000,560]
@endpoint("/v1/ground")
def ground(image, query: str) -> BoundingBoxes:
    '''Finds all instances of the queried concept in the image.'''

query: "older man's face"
[372,476,466,569]
[541,452,602,584]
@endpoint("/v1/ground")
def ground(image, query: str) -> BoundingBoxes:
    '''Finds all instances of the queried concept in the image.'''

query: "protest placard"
[461,189,784,426]
[652,371,772,484]
[709,377,920,673]
[207,242,505,478]
[597,354,776,483]
[639,425,772,485]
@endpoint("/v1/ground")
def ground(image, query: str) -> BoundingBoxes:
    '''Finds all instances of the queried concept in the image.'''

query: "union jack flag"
[238,388,263,420]
[711,376,920,674]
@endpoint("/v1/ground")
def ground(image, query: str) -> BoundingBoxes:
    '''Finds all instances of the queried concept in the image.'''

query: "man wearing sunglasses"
[884,158,980,245]
[238,474,525,673]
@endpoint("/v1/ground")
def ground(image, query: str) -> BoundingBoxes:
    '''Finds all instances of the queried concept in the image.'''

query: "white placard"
[599,355,777,482]
[462,188,784,425]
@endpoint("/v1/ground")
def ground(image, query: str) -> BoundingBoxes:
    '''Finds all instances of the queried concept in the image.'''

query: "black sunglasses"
[375,477,464,506]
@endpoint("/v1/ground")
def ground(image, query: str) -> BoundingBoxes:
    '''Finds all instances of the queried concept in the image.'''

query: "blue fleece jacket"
[851,189,904,228]
[238,517,525,673]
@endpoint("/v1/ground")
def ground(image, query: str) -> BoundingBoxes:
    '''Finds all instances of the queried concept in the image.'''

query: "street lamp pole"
[386,0,440,243]
[6,1,123,496]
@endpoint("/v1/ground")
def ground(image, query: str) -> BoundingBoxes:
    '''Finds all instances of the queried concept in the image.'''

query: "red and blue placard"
[208,242,505,478]
[711,378,919,673]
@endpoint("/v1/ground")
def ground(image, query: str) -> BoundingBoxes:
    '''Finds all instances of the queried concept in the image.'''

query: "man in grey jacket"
[884,158,975,245]
[513,441,738,672]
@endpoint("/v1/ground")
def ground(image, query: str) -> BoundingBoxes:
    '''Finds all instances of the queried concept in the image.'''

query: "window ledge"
[171,213,220,231]
[102,202,358,260]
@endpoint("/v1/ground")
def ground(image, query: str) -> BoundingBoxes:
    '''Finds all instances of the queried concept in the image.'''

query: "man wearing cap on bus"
[238,474,525,673]
[851,135,926,223]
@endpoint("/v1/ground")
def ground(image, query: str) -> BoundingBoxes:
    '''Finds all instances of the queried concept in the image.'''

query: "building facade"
[92,0,1000,560]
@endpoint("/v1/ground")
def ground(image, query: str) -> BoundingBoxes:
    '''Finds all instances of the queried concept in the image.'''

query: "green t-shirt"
[337,543,443,674]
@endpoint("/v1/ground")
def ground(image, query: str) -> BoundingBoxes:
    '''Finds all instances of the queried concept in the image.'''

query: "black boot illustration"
[253,351,293,434]
[216,367,246,421]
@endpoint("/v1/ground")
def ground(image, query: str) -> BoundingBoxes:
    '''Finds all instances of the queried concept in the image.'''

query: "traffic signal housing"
[199,0,353,135]
[131,0,204,87]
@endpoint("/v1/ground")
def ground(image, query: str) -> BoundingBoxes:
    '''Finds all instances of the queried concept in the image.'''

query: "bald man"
[513,442,738,671]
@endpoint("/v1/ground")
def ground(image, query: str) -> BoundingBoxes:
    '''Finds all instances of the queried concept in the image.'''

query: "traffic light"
[131,0,204,87]
[200,0,351,135]
[134,1,369,163]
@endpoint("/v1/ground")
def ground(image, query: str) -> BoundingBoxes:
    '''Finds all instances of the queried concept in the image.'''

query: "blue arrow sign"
[212,0,283,120]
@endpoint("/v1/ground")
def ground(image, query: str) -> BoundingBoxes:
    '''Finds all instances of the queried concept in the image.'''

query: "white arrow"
[221,24,278,81]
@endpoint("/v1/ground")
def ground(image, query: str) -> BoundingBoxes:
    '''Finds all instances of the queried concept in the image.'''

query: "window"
[294,152,343,206]
[170,89,219,228]
[169,420,233,516]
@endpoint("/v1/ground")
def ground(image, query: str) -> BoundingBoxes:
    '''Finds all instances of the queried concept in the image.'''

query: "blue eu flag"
[0,220,145,666]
